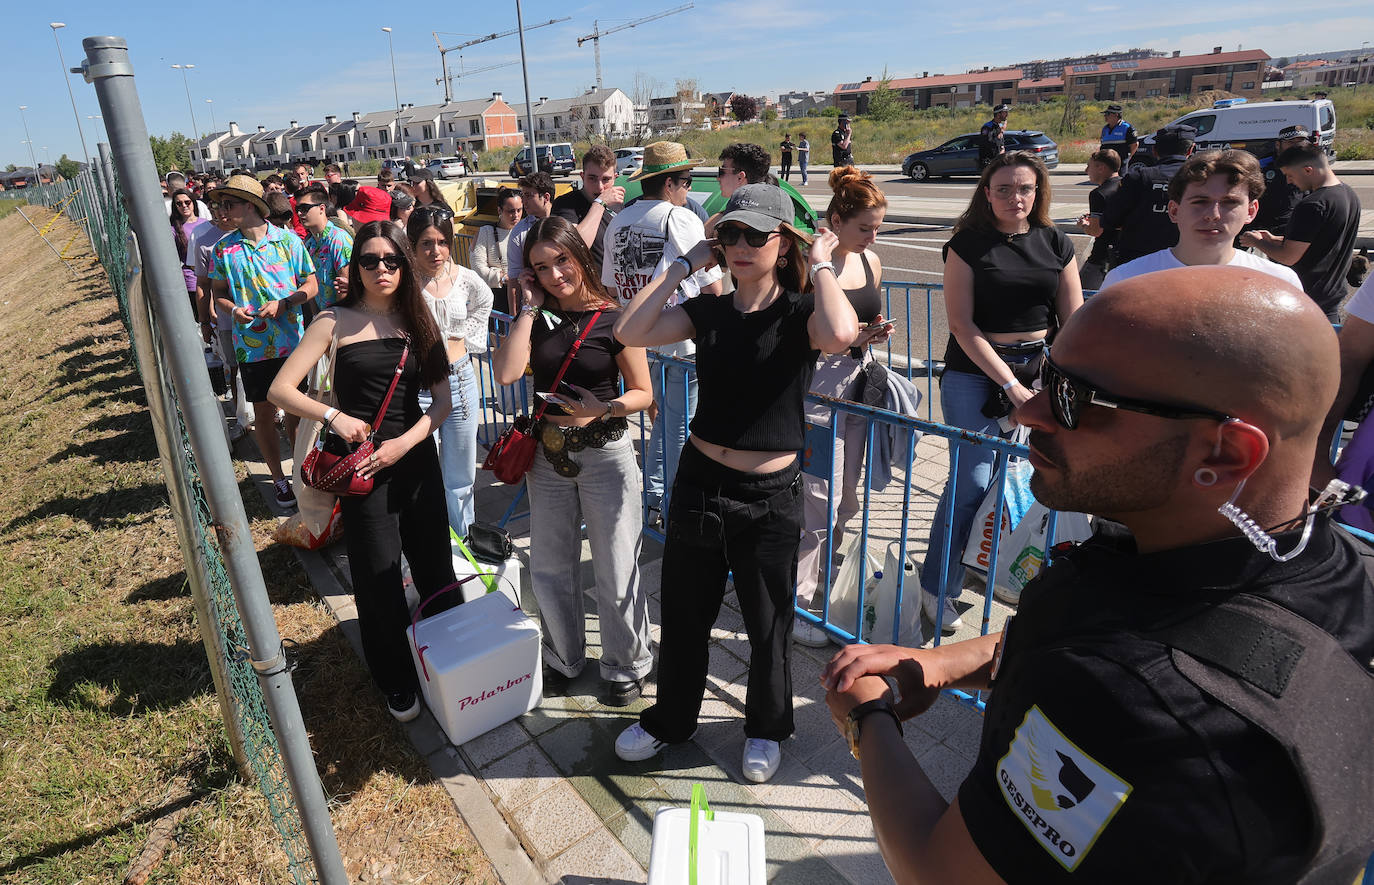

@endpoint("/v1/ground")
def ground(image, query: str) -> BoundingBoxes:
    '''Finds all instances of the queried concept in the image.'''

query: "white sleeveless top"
[423,263,495,352]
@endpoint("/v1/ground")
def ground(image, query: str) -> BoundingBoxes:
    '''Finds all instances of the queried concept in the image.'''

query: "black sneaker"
[273,477,297,509]
[542,666,572,698]
[601,678,643,707]
[386,690,421,722]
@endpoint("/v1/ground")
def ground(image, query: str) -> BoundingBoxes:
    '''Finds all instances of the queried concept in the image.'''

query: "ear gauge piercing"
[1194,468,1218,486]
[776,256,789,269]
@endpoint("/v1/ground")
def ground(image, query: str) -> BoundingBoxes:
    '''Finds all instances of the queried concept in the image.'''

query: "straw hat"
[627,141,702,181]
[205,174,269,218]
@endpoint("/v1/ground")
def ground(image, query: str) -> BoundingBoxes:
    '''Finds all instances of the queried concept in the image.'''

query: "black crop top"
[529,308,625,414]
[941,225,1075,376]
[333,337,427,441]
[842,252,882,325]
[683,290,818,452]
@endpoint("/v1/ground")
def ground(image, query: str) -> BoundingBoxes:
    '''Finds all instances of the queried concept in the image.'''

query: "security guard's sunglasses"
[1039,350,1233,430]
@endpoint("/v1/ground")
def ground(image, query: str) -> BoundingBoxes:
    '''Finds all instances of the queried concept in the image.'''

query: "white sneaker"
[615,723,670,762]
[922,592,962,635]
[792,619,831,648]
[742,738,781,783]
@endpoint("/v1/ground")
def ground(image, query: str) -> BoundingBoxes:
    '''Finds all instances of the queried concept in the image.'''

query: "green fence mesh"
[24,172,320,884]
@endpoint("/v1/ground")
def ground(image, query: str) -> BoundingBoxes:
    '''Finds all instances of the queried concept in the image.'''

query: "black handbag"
[465,522,515,564]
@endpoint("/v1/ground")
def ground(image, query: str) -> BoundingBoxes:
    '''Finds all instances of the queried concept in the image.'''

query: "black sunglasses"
[716,225,776,248]
[1039,350,1233,430]
[358,253,403,271]
[296,202,323,213]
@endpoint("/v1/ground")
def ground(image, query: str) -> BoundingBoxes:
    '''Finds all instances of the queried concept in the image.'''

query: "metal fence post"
[75,35,348,884]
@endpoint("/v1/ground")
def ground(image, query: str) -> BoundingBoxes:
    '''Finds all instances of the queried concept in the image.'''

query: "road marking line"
[876,241,944,253]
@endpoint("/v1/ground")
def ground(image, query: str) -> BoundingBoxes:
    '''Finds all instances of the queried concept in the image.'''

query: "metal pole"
[18,106,40,187]
[76,35,348,885]
[50,24,91,168]
[382,28,402,159]
[172,65,200,173]
[205,99,216,133]
[515,0,539,170]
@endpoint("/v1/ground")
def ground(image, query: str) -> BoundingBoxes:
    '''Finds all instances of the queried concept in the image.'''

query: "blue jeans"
[417,355,479,539]
[799,155,809,185]
[645,360,697,509]
[919,369,1006,602]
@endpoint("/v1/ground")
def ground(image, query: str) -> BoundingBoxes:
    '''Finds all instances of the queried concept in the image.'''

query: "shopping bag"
[826,531,883,641]
[961,453,1037,574]
[987,504,1093,604]
[273,501,344,550]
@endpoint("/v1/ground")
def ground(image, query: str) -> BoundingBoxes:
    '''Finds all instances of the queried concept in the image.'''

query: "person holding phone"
[491,216,655,707]
[795,167,892,646]
[612,183,858,783]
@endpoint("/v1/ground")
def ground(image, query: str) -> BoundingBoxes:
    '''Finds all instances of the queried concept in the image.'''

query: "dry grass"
[0,208,497,884]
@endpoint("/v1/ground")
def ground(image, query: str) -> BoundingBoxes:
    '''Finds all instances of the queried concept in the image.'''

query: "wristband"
[673,256,693,276]
[809,261,836,282]
[593,196,605,207]
[323,407,338,426]
[1001,379,1018,391]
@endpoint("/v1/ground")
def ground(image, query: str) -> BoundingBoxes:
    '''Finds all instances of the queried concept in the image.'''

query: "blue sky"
[4,0,1372,168]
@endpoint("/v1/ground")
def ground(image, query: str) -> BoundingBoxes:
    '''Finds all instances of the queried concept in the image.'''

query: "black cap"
[1278,124,1312,140]
[993,103,1011,114]
[838,112,850,121]
[1104,103,1123,114]
[1158,123,1197,142]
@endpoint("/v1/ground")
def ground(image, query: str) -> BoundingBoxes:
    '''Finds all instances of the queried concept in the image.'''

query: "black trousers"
[780,156,792,181]
[339,437,459,695]
[640,442,803,743]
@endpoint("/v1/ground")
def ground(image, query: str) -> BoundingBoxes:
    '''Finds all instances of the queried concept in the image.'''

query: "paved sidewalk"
[252,406,1000,884]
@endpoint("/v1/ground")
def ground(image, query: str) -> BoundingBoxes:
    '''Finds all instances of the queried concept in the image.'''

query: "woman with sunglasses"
[170,188,208,314]
[269,221,458,723]
[612,183,858,783]
[919,151,1082,631]
[407,205,493,539]
[473,188,524,314]
[491,216,655,707]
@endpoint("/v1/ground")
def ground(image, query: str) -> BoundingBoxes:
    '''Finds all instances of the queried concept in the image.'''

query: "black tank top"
[842,252,882,324]
[333,338,423,442]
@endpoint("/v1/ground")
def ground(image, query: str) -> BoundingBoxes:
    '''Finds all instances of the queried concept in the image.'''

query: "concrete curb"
[242,455,552,885]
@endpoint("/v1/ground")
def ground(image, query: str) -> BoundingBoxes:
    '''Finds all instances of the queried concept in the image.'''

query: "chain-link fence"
[21,35,347,885]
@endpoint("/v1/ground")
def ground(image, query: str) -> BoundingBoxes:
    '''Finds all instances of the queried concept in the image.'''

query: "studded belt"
[536,416,629,477]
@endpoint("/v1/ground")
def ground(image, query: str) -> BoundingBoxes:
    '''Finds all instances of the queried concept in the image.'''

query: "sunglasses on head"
[1039,350,1234,431]
[358,253,403,271]
[716,225,776,248]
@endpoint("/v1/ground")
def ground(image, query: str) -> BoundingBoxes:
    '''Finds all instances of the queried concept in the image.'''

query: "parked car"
[1138,99,1336,161]
[509,142,576,177]
[381,158,411,181]
[615,147,645,176]
[902,130,1060,181]
[427,156,468,179]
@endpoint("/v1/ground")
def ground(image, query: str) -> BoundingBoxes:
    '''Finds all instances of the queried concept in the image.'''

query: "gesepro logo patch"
[997,705,1132,871]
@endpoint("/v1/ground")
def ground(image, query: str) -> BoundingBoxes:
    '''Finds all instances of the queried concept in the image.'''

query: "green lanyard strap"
[450,527,499,596]
[688,782,714,885]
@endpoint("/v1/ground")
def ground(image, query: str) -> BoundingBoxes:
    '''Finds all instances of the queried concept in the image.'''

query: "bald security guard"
[822,266,1374,884]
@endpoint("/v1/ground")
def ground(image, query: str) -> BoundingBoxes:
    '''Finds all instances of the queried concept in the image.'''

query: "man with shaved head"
[821,267,1374,884]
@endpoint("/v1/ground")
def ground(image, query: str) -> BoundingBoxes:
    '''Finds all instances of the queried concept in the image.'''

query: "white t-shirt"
[1344,275,1374,324]
[1101,247,1304,291]
[190,224,233,329]
[602,199,722,358]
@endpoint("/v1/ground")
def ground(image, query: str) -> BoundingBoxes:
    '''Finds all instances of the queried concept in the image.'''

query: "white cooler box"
[648,788,766,885]
[407,590,542,746]
[452,538,522,607]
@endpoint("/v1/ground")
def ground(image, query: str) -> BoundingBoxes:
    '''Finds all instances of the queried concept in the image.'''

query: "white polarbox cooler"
[407,590,542,746]
[647,786,766,885]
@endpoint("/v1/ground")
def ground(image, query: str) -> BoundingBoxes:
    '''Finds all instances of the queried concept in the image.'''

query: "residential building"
[320,113,362,165]
[194,127,233,172]
[218,122,254,170]
[776,90,831,118]
[647,91,707,133]
[250,124,292,167]
[511,88,636,142]
[284,121,326,165]
[1013,49,1166,81]
[1287,54,1374,89]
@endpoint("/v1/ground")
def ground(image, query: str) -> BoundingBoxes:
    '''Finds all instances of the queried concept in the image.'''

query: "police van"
[1140,99,1336,161]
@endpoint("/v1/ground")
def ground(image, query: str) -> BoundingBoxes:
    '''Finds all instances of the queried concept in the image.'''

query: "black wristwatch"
[844,697,902,760]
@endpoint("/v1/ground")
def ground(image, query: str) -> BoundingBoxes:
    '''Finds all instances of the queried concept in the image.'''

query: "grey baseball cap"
[717,183,794,233]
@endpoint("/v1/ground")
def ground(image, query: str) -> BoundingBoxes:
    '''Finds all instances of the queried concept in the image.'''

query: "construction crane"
[436,60,520,96]
[577,4,693,90]
[433,18,569,102]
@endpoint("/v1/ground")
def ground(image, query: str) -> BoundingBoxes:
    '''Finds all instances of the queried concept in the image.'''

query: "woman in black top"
[919,152,1082,632]
[491,217,655,707]
[612,183,858,783]
[270,221,457,723]
[796,167,895,645]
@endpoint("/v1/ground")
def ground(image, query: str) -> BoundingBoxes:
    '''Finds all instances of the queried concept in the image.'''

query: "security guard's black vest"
[1004,537,1374,884]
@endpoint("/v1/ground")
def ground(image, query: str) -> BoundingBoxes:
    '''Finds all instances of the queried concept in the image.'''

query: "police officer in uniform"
[1098,103,1137,170]
[831,114,854,167]
[1248,124,1316,237]
[821,266,1374,884]
[979,104,1009,170]
[1095,124,1195,264]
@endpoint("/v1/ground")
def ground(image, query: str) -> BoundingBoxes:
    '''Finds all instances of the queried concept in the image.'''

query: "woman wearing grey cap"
[612,183,858,783]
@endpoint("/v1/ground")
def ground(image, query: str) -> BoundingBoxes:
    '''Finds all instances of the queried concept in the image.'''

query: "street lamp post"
[381,27,404,160]
[205,99,217,133]
[171,64,202,173]
[516,0,539,174]
[18,106,40,186]
[49,24,90,168]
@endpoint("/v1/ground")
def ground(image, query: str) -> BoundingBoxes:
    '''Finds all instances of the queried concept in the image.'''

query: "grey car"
[902,130,1059,181]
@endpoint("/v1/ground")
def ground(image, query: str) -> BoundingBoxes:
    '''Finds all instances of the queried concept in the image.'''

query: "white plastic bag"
[824,536,922,646]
